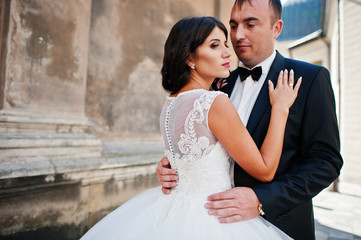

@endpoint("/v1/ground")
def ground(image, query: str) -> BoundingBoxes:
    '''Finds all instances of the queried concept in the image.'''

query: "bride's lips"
[222,62,230,68]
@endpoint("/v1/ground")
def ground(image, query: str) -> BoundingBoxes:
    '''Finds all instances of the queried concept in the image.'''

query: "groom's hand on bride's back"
[156,157,178,194]
[205,187,260,223]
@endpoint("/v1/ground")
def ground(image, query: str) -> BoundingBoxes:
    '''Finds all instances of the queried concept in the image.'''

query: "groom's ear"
[273,19,283,40]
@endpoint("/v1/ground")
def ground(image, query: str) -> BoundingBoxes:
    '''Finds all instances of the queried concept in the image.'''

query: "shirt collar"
[238,50,276,78]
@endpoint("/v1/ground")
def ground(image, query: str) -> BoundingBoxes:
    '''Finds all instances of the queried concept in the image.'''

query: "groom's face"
[229,0,282,68]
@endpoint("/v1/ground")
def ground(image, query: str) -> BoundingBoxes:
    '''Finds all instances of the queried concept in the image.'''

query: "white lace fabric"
[158,90,232,221]
[80,89,293,240]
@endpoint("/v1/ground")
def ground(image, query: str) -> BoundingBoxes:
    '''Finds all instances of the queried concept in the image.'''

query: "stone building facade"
[0,0,234,239]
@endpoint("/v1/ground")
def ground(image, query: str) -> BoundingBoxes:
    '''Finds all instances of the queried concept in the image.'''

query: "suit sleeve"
[253,67,343,221]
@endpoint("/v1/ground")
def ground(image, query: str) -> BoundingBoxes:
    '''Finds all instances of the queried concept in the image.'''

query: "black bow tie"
[238,66,262,81]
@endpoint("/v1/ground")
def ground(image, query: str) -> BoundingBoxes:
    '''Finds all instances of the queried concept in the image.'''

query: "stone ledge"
[101,140,164,156]
[0,137,164,202]
[0,110,89,126]
[0,132,103,163]
[0,154,160,199]
[0,109,93,134]
[0,151,162,180]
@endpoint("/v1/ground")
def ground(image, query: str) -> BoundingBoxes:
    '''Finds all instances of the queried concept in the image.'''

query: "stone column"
[0,0,101,179]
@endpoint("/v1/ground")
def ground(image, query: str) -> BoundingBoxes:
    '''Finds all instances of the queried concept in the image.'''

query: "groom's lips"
[235,44,249,51]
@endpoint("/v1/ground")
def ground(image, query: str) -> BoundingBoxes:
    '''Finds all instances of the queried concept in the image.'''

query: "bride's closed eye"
[210,42,229,49]
[210,43,220,49]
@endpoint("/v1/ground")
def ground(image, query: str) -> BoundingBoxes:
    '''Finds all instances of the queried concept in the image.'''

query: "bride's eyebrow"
[208,39,221,43]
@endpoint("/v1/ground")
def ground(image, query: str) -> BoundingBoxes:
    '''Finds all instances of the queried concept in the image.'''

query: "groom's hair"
[234,0,282,24]
[161,17,228,95]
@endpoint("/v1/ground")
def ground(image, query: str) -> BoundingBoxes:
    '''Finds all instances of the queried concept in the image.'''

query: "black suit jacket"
[219,52,343,240]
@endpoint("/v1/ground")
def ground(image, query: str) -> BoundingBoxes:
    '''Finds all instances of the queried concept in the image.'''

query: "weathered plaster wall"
[3,0,90,118]
[85,0,235,140]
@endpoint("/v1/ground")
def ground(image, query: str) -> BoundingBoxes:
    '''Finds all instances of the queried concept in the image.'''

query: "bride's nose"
[223,47,232,58]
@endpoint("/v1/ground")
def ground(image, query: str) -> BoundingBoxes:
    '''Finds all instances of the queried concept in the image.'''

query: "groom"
[156,0,343,239]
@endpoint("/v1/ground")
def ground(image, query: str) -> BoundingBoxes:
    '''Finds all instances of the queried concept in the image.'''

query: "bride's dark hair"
[161,17,228,95]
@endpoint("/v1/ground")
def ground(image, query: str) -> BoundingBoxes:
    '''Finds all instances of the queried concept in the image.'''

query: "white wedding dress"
[80,89,292,240]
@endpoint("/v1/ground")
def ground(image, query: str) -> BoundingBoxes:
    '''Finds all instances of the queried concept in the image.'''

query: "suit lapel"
[246,52,286,134]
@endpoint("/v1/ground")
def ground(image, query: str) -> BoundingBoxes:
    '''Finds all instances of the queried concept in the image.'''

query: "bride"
[80,16,301,240]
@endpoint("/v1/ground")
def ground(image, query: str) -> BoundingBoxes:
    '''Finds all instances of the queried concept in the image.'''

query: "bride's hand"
[268,69,302,112]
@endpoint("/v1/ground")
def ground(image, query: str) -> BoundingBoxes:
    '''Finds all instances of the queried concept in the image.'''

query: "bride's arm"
[209,70,301,182]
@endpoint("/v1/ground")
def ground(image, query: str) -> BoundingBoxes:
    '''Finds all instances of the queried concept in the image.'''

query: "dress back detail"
[80,89,293,240]
[160,89,231,199]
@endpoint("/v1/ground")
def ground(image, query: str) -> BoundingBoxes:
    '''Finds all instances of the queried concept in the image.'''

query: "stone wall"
[0,0,235,239]
[85,0,235,139]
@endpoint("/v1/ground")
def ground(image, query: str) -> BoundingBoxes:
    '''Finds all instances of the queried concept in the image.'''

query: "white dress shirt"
[229,50,277,186]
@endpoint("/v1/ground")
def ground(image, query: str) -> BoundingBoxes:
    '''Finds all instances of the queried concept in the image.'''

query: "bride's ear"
[187,55,195,69]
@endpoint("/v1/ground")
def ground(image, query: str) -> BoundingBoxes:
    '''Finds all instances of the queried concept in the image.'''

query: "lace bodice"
[160,90,232,198]
[81,93,293,240]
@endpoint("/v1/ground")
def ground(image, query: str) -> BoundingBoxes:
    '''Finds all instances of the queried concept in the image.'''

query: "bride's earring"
[190,65,195,70]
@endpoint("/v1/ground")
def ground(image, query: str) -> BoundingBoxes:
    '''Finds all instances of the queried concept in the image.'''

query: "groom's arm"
[156,157,178,194]
[253,67,343,221]
[206,67,343,223]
